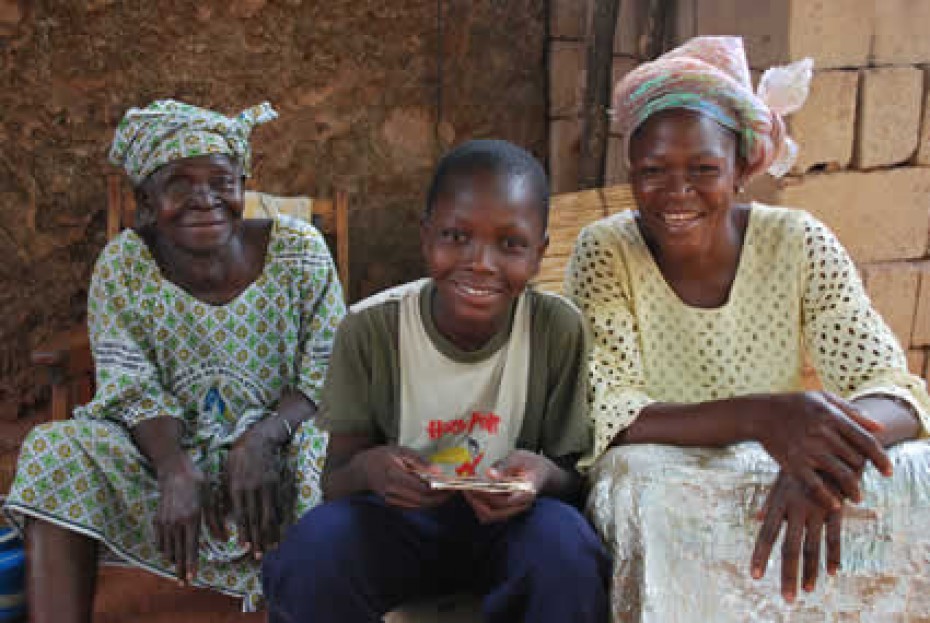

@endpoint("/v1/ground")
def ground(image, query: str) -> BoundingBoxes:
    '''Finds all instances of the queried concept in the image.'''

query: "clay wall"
[0,0,547,418]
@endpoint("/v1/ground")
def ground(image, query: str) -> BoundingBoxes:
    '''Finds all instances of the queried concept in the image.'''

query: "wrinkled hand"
[462,450,545,524]
[751,471,844,603]
[155,452,206,584]
[225,426,284,559]
[357,446,453,510]
[757,392,889,509]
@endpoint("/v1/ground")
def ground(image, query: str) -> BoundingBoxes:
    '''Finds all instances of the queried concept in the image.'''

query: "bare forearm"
[322,459,371,500]
[321,434,376,501]
[616,395,768,448]
[252,389,318,446]
[131,416,188,474]
[540,457,585,504]
[853,395,921,447]
[615,392,920,449]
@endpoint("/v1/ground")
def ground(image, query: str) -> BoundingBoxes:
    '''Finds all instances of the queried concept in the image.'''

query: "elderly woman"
[3,100,345,621]
[566,37,930,622]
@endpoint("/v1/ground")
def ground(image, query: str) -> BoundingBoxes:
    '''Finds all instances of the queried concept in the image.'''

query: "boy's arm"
[534,296,594,467]
[545,453,585,503]
[496,452,584,502]
[323,432,454,508]
[321,432,376,500]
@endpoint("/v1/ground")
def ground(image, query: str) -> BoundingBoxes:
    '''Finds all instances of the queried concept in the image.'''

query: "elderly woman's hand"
[225,424,285,559]
[154,451,207,584]
[750,470,844,603]
[754,391,891,509]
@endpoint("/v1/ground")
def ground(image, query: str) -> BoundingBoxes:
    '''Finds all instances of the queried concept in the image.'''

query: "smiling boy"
[262,140,609,622]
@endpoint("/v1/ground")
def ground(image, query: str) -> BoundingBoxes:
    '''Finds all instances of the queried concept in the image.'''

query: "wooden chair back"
[105,175,350,296]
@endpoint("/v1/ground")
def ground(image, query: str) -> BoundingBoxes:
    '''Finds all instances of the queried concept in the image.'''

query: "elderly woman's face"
[629,109,744,254]
[142,154,244,253]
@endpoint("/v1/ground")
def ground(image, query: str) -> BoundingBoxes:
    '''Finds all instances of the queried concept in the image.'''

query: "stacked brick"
[739,0,930,384]
[548,0,930,383]
[548,1,587,193]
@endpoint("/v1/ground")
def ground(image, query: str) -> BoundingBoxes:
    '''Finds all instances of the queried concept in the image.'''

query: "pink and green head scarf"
[613,36,812,179]
[108,99,278,185]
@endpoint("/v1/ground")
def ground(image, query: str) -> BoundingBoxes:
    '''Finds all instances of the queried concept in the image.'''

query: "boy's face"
[421,172,548,333]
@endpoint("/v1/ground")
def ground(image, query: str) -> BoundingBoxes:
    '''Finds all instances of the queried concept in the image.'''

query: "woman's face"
[628,108,745,256]
[141,154,244,254]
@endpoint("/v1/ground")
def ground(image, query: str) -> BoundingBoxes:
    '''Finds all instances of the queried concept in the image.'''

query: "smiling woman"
[2,100,346,622]
[566,37,930,622]
[142,155,245,253]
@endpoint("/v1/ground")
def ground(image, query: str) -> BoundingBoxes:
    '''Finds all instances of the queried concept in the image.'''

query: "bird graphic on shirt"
[430,437,486,477]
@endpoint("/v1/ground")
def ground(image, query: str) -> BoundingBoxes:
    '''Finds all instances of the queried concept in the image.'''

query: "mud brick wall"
[0,0,547,418]
[550,0,930,386]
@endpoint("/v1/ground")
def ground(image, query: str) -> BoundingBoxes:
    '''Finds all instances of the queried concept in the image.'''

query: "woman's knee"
[19,420,118,461]
[599,443,684,478]
[16,422,89,476]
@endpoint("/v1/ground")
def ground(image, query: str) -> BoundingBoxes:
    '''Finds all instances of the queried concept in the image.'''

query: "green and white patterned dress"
[3,214,345,609]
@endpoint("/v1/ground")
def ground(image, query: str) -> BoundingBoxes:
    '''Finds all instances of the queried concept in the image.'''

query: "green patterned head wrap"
[108,99,278,185]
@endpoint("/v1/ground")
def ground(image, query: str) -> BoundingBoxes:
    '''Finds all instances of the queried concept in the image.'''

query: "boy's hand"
[462,450,547,524]
[357,445,453,510]
[750,470,844,603]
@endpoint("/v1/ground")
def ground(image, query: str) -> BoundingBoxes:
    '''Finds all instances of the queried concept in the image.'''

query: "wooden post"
[641,0,671,60]
[335,189,350,301]
[578,0,621,190]
[106,175,122,239]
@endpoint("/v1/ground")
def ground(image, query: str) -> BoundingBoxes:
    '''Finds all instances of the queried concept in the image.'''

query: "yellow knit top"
[565,203,930,460]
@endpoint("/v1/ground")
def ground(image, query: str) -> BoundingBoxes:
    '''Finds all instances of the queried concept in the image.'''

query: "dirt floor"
[92,566,265,623]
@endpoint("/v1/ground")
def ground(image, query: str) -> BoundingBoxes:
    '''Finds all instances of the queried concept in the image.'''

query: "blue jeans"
[262,494,610,622]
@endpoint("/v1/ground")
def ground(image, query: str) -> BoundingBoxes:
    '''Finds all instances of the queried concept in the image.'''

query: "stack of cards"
[417,471,535,494]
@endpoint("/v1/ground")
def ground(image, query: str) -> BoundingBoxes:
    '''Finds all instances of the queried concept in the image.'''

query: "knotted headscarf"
[108,99,278,185]
[613,36,812,179]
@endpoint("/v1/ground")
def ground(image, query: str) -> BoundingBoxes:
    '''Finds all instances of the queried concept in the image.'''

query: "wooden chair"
[31,174,350,421]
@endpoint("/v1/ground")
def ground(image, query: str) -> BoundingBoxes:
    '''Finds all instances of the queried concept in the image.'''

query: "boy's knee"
[517,499,609,580]
[268,502,352,569]
[263,499,369,598]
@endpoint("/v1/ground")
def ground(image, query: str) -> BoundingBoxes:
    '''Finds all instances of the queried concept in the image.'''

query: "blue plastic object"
[0,528,25,621]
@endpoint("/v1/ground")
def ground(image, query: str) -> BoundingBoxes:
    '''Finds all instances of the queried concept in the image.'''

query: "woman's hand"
[750,470,844,603]
[462,450,547,524]
[755,391,890,509]
[154,452,206,584]
[225,425,284,559]
[355,445,453,510]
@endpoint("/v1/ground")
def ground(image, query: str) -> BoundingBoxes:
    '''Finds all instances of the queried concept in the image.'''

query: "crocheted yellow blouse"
[565,203,930,460]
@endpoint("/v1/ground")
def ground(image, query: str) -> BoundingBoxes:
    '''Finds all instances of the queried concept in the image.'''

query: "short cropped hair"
[424,139,550,229]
